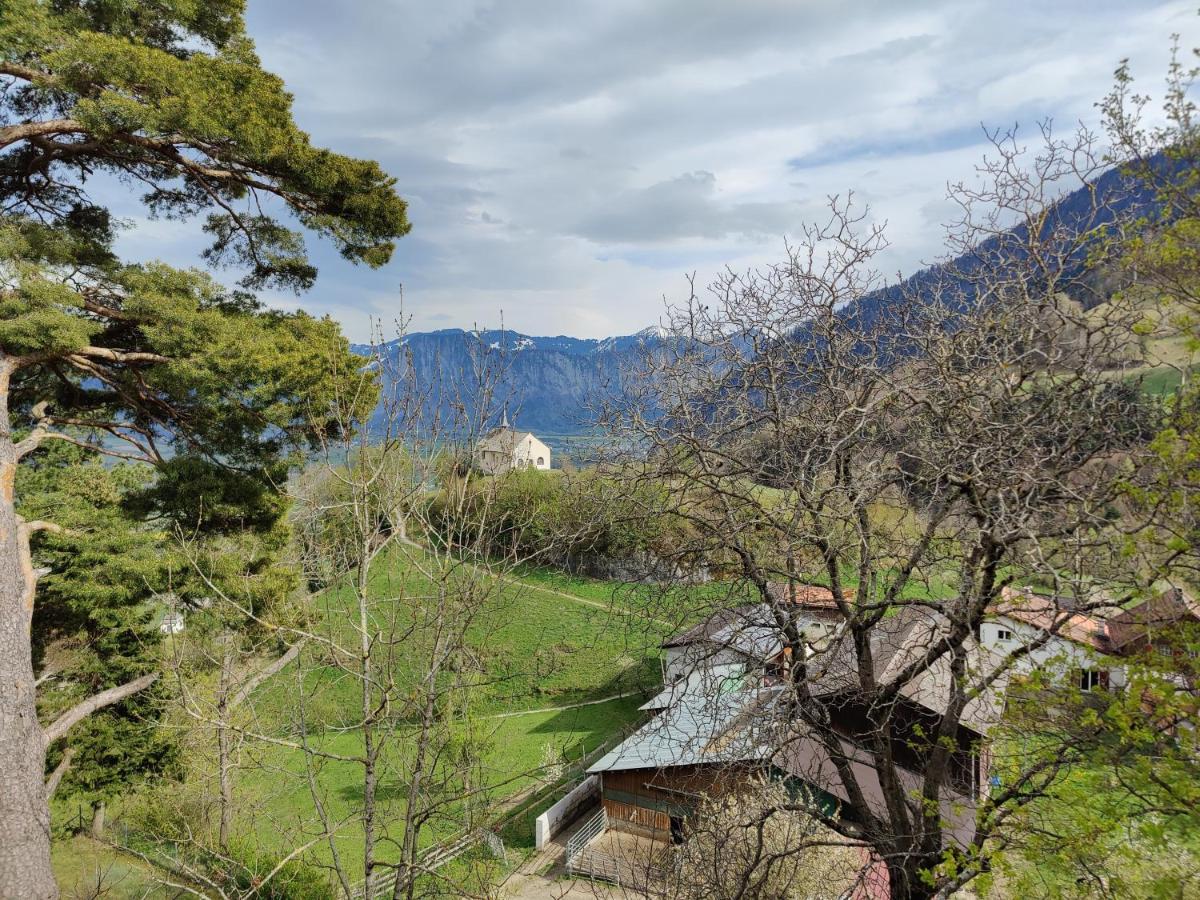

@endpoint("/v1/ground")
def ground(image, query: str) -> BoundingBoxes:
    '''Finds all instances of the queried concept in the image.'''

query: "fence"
[348,830,483,900]
[564,807,667,894]
[564,807,608,875]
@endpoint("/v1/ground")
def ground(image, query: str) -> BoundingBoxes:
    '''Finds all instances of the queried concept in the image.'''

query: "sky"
[119,0,1198,341]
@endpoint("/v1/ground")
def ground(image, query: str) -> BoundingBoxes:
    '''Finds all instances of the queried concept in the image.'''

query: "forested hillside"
[352,328,662,434]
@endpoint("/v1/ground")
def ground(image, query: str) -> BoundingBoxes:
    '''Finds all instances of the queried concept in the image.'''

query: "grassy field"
[224,694,645,879]
[54,551,665,892]
[247,549,673,728]
[1128,362,1197,396]
[52,837,177,899]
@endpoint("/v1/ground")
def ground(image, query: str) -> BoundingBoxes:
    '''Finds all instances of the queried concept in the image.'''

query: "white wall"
[793,612,840,640]
[475,434,552,473]
[980,617,1126,688]
[535,775,599,849]
[514,434,551,470]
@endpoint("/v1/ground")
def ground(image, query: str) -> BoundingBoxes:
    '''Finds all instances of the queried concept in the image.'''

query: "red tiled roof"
[992,586,1200,654]
[993,587,1112,652]
[766,582,855,610]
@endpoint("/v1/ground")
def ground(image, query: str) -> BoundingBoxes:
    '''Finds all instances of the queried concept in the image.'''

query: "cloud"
[572,170,799,243]
[100,0,1200,339]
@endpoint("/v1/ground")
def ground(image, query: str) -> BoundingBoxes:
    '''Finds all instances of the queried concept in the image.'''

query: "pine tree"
[0,2,408,894]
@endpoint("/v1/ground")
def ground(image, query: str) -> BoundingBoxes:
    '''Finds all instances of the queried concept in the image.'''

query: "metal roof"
[662,603,1007,737]
[589,684,784,774]
[638,663,748,712]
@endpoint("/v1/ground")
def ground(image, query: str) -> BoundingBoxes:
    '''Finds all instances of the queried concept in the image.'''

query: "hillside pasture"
[74,553,667,892]
[248,549,670,731]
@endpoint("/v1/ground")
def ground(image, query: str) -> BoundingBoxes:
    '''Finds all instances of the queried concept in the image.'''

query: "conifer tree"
[0,2,408,894]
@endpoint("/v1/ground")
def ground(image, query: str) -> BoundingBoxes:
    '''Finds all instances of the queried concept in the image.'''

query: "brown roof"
[803,606,1005,735]
[665,602,1005,734]
[1106,588,1200,650]
[766,582,855,611]
[662,585,850,650]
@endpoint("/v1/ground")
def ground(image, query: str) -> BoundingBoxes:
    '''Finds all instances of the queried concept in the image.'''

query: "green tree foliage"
[993,633,1200,899]
[0,2,404,893]
[0,0,409,290]
[21,444,178,807]
[427,465,695,567]
[2,214,375,479]
[981,42,1200,897]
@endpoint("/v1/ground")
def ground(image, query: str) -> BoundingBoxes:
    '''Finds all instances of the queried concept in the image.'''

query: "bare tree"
[668,778,864,900]
[277,320,595,898]
[593,123,1180,899]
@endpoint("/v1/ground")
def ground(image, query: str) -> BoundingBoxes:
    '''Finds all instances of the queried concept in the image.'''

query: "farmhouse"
[980,585,1200,690]
[981,586,1126,689]
[473,413,551,474]
[590,604,999,849]
[554,583,1198,881]
[659,582,851,684]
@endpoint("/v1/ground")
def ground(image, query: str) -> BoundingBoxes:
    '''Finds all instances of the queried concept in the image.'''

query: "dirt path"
[505,577,676,630]
[485,692,643,719]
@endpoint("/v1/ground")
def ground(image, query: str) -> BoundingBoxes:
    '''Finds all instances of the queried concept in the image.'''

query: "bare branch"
[44,673,159,745]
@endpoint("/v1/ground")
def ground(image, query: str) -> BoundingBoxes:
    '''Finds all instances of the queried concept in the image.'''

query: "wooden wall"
[599,764,759,838]
[602,798,670,835]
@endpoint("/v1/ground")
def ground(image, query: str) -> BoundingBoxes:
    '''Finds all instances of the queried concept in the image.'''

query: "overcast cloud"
[119,1,1198,340]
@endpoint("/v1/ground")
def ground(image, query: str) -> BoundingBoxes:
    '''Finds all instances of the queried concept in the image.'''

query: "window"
[537,456,545,466]
[1079,669,1109,691]
[996,628,1014,642]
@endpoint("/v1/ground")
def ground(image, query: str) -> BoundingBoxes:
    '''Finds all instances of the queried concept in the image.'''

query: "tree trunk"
[358,556,378,897]
[217,641,233,854]
[886,856,937,900]
[0,414,57,897]
[89,800,105,839]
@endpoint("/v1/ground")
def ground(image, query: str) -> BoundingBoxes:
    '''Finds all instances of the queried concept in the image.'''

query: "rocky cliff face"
[351,327,663,435]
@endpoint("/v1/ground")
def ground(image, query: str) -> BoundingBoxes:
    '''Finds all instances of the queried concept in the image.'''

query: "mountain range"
[351,327,664,438]
[354,157,1167,444]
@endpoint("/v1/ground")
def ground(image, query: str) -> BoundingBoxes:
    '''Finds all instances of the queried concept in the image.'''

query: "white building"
[474,414,551,475]
[160,609,185,635]
[980,586,1127,690]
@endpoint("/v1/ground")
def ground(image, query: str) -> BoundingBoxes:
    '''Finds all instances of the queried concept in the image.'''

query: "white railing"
[348,831,478,900]
[565,807,608,875]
